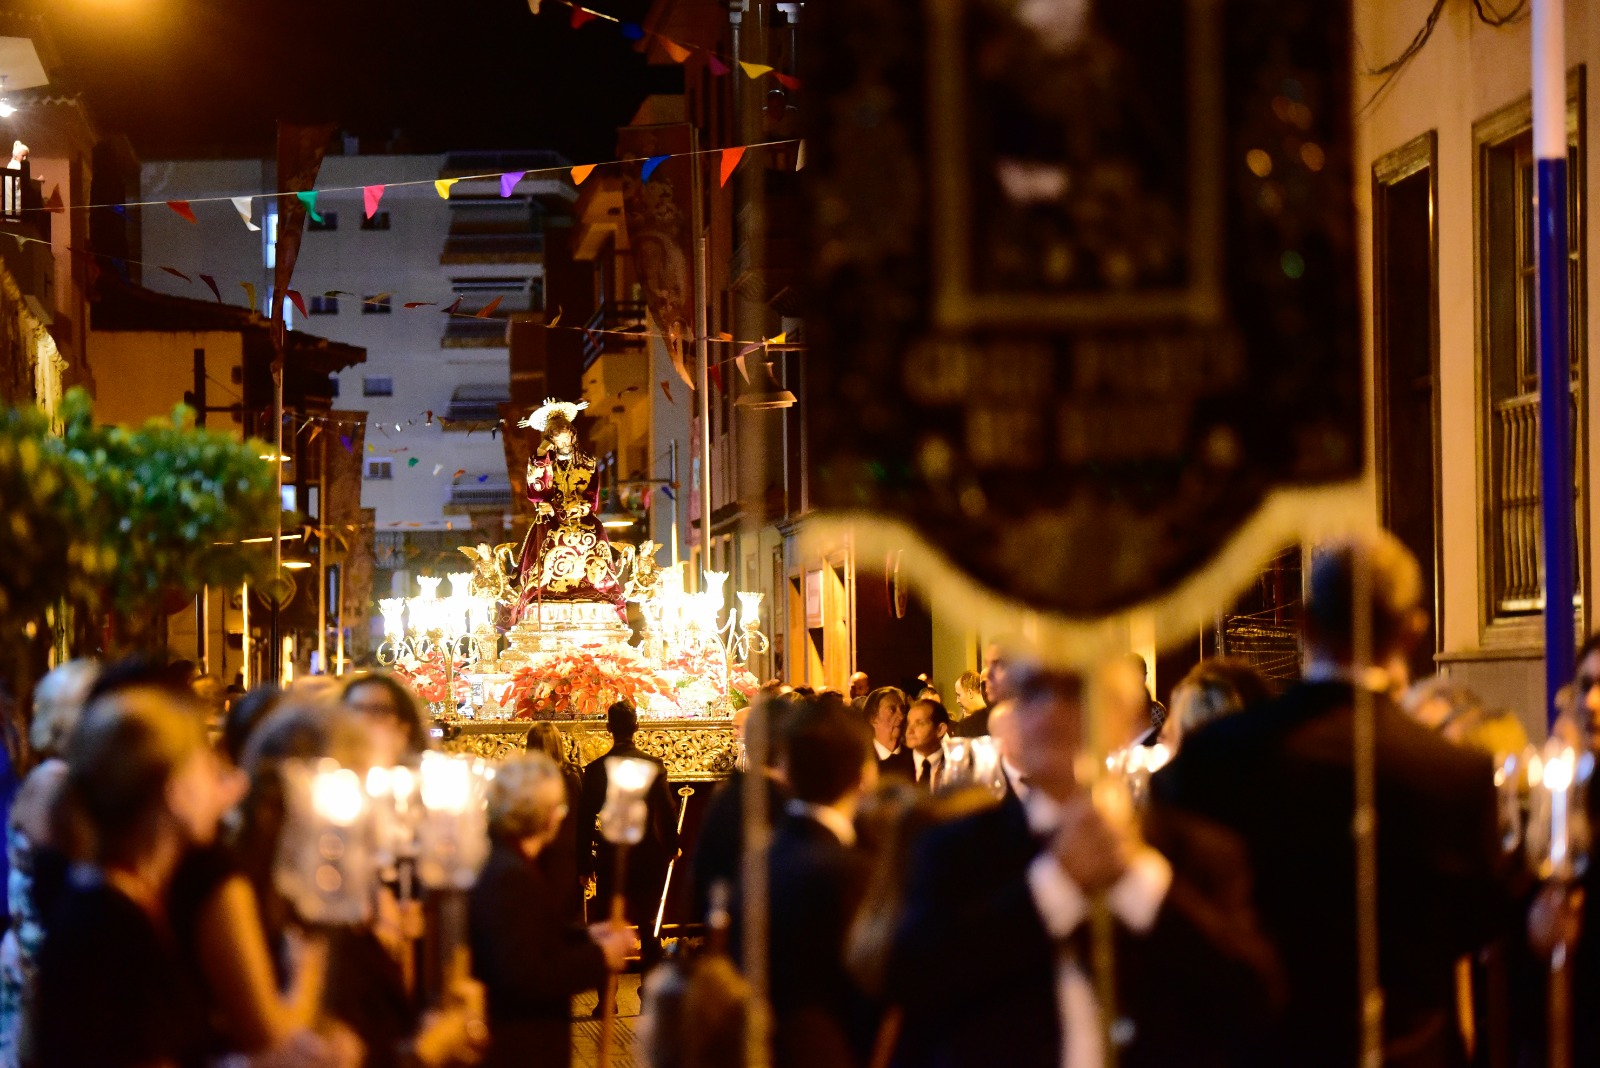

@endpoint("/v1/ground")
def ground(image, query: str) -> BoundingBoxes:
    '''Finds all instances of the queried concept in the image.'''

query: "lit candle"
[599,755,660,845]
[311,766,366,826]
[379,598,406,640]
[737,590,763,628]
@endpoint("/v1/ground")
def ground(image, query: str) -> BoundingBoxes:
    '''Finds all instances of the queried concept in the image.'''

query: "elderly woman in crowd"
[1161,657,1270,754]
[470,754,632,1068]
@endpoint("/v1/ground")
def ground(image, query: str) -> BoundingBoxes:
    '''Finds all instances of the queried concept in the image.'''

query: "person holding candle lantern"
[576,701,679,975]
[470,753,632,1068]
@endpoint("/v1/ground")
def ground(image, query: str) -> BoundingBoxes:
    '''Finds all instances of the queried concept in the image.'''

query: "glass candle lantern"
[415,752,492,892]
[599,756,660,845]
[276,758,375,926]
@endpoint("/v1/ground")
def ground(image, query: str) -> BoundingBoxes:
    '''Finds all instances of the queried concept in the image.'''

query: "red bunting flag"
[199,274,222,302]
[363,184,385,219]
[285,289,308,319]
[707,54,730,76]
[660,380,674,404]
[443,297,463,315]
[659,37,692,63]
[160,266,192,284]
[719,147,746,187]
[571,7,597,27]
[474,296,504,318]
[167,200,198,224]
[44,186,64,213]
[774,72,802,90]
[403,301,436,309]
[708,362,725,393]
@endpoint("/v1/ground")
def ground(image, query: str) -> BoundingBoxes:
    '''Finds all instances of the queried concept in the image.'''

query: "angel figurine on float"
[511,399,628,624]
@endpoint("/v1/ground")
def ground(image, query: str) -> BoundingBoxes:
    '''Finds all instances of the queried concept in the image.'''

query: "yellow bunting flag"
[739,61,774,79]
[434,178,459,199]
[240,282,257,310]
[770,331,787,345]
[571,164,596,186]
[660,37,692,63]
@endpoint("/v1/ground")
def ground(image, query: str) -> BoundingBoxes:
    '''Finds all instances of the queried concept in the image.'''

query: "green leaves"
[0,387,280,633]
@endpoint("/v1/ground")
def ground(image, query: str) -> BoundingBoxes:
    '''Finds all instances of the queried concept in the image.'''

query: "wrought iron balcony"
[581,300,649,370]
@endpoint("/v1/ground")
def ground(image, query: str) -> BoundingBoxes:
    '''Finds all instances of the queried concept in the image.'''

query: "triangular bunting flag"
[44,186,63,213]
[366,292,392,307]
[500,171,526,198]
[659,37,692,63]
[770,331,787,345]
[719,146,746,187]
[571,7,597,27]
[403,301,436,309]
[160,266,192,284]
[240,282,257,310]
[477,474,490,483]
[286,289,308,318]
[325,290,354,297]
[231,196,260,231]
[363,184,385,219]
[443,297,463,315]
[641,155,669,182]
[571,164,597,186]
[474,295,504,318]
[660,380,675,404]
[735,350,751,381]
[434,178,459,199]
[295,190,322,223]
[796,139,806,171]
[549,307,563,326]
[433,464,443,476]
[339,435,353,452]
[453,468,466,479]
[620,22,644,40]
[707,54,730,76]
[199,274,222,302]
[167,200,198,224]
[708,362,725,393]
[739,61,774,79]
[408,457,420,467]
[773,72,802,90]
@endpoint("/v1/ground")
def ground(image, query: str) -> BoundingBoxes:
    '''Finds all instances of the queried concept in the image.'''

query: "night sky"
[36,0,665,162]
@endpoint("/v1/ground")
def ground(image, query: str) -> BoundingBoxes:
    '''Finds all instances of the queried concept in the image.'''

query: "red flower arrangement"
[503,647,677,720]
[391,652,472,707]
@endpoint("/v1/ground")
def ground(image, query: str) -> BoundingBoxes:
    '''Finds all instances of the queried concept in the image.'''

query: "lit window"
[263,207,278,269]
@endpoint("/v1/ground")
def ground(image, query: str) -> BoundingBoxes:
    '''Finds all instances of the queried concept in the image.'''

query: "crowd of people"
[1,528,1597,1068]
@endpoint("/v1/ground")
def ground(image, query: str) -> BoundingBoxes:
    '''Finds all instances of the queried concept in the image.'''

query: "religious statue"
[511,399,628,623]
[458,541,519,604]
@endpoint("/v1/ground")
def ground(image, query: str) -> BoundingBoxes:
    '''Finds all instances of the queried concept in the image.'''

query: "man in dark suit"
[576,700,680,972]
[951,637,1017,738]
[691,696,792,922]
[866,687,913,780]
[904,697,950,790]
[1155,532,1509,1068]
[471,754,632,1068]
[761,696,876,1068]
[889,666,1280,1068]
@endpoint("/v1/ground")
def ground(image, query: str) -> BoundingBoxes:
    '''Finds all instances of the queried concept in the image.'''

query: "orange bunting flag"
[774,72,802,90]
[659,37,692,63]
[739,61,773,79]
[716,331,734,341]
[571,163,596,186]
[719,146,746,187]
[660,380,674,404]
[474,296,504,318]
[160,266,192,284]
[240,282,257,310]
[363,184,385,218]
[167,200,198,224]
[434,178,459,199]
[549,306,563,326]
[452,468,467,479]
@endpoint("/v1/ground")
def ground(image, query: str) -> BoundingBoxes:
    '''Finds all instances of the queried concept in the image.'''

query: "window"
[309,295,339,315]
[362,294,393,314]
[264,287,293,330]
[307,211,339,232]
[1476,77,1587,632]
[365,458,393,480]
[363,375,393,397]
[329,375,340,398]
[361,211,391,231]
[263,207,278,269]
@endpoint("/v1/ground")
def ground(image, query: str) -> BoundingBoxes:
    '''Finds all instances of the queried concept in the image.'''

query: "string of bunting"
[51,138,799,215]
[531,0,802,90]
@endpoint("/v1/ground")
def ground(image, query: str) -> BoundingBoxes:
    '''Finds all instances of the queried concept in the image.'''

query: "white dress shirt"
[873,739,901,761]
[1021,789,1173,1068]
[912,749,942,784]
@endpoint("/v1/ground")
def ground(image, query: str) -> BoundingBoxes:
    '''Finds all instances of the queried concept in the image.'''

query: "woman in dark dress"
[524,722,585,920]
[35,683,233,1068]
[470,754,632,1068]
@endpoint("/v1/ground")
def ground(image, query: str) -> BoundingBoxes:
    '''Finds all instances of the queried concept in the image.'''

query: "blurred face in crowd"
[872,695,907,751]
[850,673,871,699]
[904,702,947,756]
[733,705,751,743]
[1575,648,1600,750]
[955,679,985,713]
[345,681,411,766]
[1010,683,1084,802]
[166,745,233,848]
[983,644,1012,703]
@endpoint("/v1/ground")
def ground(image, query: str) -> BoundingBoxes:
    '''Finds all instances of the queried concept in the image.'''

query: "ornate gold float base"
[495,600,632,670]
[439,717,738,781]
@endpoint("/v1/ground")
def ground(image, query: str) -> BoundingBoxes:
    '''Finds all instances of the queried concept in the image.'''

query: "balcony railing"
[1492,390,1581,614]
[581,300,649,370]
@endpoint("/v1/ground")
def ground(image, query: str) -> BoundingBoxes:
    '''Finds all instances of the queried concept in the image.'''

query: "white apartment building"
[140,148,574,548]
